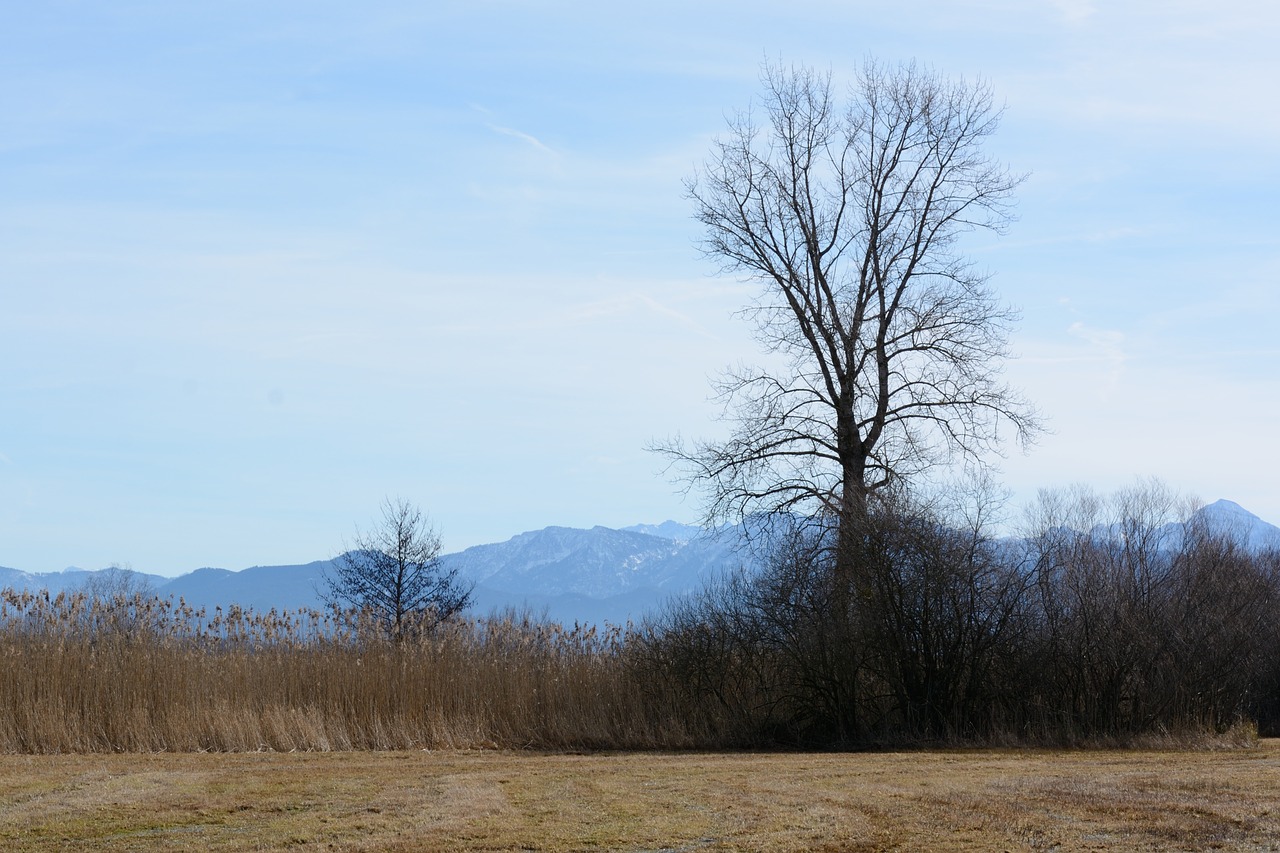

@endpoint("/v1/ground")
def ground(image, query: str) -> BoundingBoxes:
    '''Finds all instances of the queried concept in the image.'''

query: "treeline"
[633,482,1280,746]
[0,482,1275,752]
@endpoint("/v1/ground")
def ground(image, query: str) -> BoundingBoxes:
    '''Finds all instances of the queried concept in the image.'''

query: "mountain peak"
[1201,498,1257,518]
[1195,500,1280,551]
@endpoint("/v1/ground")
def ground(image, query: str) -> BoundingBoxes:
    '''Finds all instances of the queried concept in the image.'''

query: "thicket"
[634,482,1280,747]
[1,483,1275,752]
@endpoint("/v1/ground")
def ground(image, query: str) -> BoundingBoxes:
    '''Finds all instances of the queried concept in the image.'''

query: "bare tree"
[79,563,155,603]
[663,60,1040,583]
[326,498,472,639]
[77,563,162,635]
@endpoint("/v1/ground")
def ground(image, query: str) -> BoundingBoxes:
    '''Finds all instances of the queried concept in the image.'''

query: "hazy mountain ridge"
[442,525,742,598]
[2,500,1276,625]
[0,524,752,625]
[438,524,747,622]
[1077,500,1280,556]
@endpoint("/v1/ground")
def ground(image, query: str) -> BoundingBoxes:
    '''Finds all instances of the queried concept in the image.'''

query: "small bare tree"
[77,563,162,635]
[326,498,472,639]
[80,563,155,602]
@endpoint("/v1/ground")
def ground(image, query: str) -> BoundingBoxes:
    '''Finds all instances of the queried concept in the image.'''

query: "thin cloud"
[634,293,719,340]
[486,123,556,155]
[470,103,557,154]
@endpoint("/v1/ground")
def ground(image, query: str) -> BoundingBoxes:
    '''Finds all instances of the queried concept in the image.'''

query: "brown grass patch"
[0,742,1277,851]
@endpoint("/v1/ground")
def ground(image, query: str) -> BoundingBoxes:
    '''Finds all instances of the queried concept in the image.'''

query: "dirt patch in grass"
[0,742,1277,851]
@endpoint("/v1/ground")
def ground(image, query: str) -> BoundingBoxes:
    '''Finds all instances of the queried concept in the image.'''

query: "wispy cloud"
[486,123,556,155]
[469,103,557,154]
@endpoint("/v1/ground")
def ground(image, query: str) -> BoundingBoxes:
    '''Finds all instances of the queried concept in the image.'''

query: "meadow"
[1,744,1278,851]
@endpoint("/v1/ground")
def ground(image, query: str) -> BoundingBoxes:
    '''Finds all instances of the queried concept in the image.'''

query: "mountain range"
[2,500,1277,626]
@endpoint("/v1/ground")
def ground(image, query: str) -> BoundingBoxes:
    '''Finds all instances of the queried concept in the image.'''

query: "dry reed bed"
[0,590,692,754]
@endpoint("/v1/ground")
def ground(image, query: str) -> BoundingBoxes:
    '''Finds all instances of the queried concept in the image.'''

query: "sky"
[2,0,1278,575]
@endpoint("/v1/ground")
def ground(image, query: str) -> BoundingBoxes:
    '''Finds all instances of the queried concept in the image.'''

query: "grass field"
[0,741,1277,851]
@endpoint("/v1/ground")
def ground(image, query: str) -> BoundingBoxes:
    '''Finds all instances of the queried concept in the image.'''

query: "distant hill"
[160,560,335,614]
[0,566,170,597]
[0,523,753,625]
[1,502,1276,626]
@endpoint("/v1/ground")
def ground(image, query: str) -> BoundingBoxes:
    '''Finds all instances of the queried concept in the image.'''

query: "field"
[0,743,1278,852]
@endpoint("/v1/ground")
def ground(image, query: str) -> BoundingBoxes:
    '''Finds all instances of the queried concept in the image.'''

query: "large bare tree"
[667,60,1040,576]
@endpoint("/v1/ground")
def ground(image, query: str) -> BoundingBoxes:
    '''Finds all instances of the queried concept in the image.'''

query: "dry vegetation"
[0,590,694,753]
[1,744,1278,851]
[2,511,1279,756]
[0,482,1276,757]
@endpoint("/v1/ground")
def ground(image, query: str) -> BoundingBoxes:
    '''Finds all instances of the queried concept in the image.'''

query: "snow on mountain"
[439,524,741,599]
[621,521,704,541]
[436,523,749,622]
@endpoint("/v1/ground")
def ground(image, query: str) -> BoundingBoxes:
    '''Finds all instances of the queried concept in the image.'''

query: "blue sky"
[2,1,1277,574]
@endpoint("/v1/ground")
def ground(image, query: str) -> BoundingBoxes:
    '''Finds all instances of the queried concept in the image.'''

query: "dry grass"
[0,591,698,752]
[0,743,1277,851]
